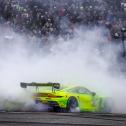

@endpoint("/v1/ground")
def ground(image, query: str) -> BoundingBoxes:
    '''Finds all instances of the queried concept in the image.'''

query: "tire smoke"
[0,25,125,113]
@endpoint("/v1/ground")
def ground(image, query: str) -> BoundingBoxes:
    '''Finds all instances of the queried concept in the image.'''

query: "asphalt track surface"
[0,112,126,126]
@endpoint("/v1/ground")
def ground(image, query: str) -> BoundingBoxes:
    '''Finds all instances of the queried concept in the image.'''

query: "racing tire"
[67,97,79,112]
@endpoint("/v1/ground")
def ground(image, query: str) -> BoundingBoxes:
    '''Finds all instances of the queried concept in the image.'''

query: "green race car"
[20,82,111,112]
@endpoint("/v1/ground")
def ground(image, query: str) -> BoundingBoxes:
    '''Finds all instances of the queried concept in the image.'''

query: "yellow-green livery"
[20,82,111,112]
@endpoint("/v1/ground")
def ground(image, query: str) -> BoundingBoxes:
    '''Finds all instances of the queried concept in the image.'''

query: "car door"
[76,87,95,111]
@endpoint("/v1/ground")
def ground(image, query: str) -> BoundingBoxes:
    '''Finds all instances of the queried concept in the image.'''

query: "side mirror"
[92,92,96,96]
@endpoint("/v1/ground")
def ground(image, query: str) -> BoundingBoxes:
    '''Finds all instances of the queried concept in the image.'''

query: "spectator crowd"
[0,0,126,40]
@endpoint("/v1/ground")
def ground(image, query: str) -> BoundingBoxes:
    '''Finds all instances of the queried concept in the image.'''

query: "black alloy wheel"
[67,97,79,112]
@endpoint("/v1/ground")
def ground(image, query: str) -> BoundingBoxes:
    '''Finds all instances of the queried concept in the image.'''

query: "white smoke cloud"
[0,24,126,113]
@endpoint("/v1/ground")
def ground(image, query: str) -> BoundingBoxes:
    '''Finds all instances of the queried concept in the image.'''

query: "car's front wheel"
[101,98,113,113]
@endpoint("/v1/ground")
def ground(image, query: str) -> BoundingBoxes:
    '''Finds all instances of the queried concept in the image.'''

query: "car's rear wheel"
[67,97,79,112]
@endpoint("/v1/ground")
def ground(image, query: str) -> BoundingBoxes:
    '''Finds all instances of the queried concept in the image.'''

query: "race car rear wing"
[20,82,60,92]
